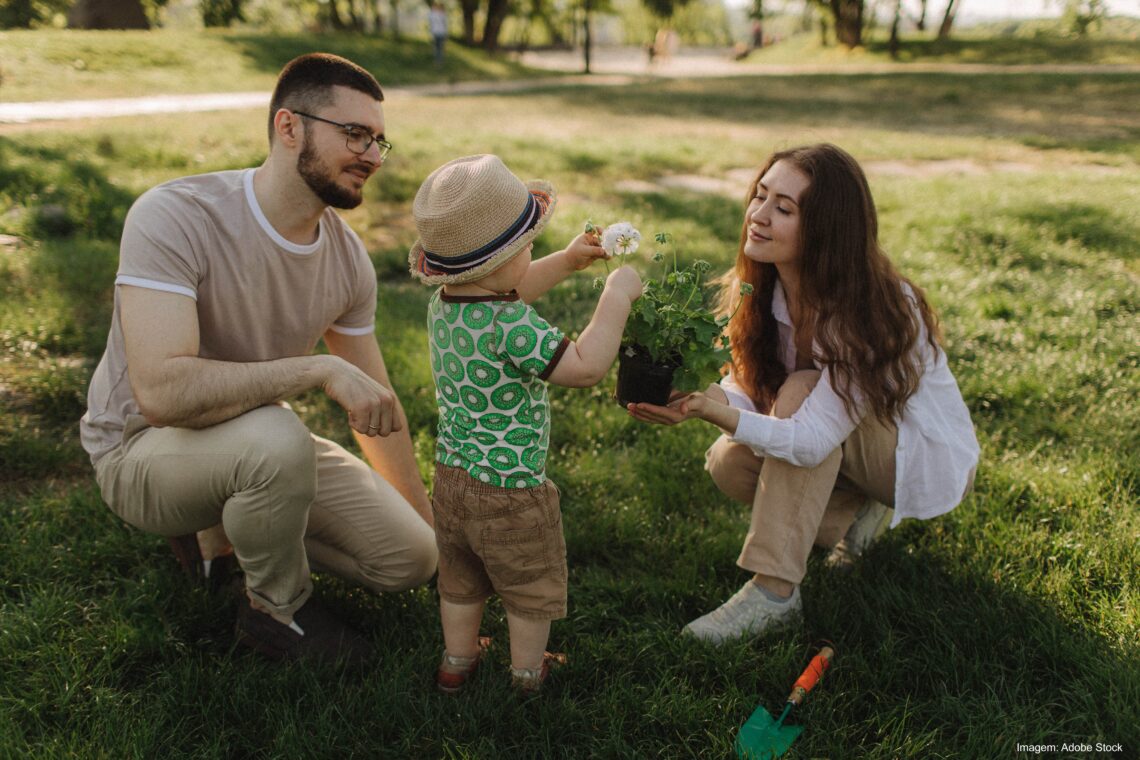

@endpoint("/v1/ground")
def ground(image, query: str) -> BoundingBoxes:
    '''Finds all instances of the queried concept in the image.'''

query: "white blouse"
[724,280,979,527]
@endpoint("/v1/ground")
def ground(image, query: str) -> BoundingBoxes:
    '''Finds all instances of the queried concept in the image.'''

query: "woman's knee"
[772,370,822,419]
[705,436,761,504]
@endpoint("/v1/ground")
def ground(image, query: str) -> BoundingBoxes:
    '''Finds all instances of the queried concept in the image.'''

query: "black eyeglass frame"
[292,110,392,160]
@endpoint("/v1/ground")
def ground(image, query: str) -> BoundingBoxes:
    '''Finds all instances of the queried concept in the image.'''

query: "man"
[80,53,437,664]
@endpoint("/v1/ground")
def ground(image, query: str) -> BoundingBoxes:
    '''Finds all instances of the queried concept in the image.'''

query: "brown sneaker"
[435,636,492,694]
[167,533,237,592]
[235,597,372,667]
[510,651,567,694]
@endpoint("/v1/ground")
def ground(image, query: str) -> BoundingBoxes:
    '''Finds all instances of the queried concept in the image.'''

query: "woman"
[629,144,978,644]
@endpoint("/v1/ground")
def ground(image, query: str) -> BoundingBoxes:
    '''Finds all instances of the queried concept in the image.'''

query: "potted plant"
[588,222,752,407]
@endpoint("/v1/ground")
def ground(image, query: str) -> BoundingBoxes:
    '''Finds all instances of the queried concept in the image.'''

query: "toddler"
[409,154,641,693]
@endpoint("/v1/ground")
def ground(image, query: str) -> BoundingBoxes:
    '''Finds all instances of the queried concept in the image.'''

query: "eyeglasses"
[292,111,393,161]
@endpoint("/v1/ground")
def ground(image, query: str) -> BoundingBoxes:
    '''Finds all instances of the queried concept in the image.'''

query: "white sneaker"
[826,500,893,571]
[682,582,802,644]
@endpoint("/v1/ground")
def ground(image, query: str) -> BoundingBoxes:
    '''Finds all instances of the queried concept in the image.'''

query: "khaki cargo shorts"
[431,463,568,620]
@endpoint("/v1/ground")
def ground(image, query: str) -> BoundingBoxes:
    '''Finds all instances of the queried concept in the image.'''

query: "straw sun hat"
[409,154,557,286]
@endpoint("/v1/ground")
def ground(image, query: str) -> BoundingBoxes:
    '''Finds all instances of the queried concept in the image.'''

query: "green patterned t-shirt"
[428,289,569,488]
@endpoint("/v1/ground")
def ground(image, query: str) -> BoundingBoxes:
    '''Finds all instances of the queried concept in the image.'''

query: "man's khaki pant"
[94,404,437,618]
[705,370,897,586]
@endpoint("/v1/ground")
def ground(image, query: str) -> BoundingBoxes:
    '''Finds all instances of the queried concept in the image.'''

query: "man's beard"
[297,136,366,210]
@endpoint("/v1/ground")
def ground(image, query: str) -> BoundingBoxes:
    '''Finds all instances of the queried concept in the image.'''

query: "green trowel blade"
[734,705,804,760]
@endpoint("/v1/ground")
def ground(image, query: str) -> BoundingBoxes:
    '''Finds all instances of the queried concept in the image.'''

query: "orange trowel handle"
[786,646,834,706]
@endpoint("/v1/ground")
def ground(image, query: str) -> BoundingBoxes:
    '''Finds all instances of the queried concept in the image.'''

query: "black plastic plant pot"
[614,344,679,407]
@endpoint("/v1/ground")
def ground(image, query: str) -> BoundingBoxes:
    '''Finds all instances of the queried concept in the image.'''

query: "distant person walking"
[429,2,449,66]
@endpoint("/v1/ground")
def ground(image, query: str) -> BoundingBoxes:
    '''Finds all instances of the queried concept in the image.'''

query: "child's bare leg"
[506,612,550,670]
[440,598,486,658]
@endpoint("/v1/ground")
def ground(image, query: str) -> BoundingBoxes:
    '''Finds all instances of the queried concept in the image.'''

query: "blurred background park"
[1,0,1138,758]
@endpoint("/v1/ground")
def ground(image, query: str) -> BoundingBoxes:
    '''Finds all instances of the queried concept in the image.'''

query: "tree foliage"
[200,0,244,27]
[1057,0,1107,36]
[0,0,72,27]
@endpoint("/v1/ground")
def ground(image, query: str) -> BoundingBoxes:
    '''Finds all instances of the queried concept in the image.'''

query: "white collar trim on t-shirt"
[243,168,323,255]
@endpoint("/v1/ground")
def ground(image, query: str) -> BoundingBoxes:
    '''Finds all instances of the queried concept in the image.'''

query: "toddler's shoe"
[510,651,567,695]
[682,581,802,644]
[825,500,893,572]
[436,636,492,694]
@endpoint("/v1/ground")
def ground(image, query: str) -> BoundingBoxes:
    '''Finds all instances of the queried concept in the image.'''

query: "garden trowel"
[735,646,834,759]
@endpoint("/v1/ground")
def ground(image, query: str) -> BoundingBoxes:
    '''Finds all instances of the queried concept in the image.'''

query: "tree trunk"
[459,0,477,44]
[327,0,347,30]
[67,0,149,29]
[482,0,509,50]
[888,0,902,58]
[937,0,958,39]
[829,0,863,48]
[915,0,928,31]
[347,0,364,31]
[582,0,593,73]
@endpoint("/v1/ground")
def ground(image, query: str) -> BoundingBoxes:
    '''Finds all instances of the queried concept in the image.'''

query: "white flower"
[602,222,641,258]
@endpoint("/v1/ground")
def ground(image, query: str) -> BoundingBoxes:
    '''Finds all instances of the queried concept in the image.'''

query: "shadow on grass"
[501,72,1140,159]
[1013,203,1139,260]
[863,35,1140,65]
[1,475,1135,757]
[802,538,1139,755]
[216,33,541,86]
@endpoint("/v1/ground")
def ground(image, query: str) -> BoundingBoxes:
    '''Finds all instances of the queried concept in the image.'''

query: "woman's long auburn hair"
[716,143,941,424]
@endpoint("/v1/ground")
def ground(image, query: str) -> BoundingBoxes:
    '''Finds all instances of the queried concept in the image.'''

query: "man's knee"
[772,370,822,419]
[358,525,438,593]
[240,405,317,498]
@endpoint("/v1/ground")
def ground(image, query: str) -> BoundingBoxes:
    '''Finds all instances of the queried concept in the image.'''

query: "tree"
[200,0,245,27]
[458,0,477,43]
[888,0,902,58]
[829,0,863,48]
[936,0,958,40]
[1,0,71,28]
[1057,0,1106,36]
[482,0,509,49]
[912,0,927,31]
[68,0,150,28]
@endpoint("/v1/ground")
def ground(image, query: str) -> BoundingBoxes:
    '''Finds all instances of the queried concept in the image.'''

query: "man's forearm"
[355,409,434,527]
[137,354,336,428]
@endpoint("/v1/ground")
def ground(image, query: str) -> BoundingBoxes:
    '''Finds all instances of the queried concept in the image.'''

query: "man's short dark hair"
[268,53,385,144]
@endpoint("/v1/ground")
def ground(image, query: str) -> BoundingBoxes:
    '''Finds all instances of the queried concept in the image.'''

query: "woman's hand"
[628,384,740,434]
[627,390,696,425]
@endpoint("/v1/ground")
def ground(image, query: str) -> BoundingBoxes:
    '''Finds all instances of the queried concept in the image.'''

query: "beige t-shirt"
[80,169,377,463]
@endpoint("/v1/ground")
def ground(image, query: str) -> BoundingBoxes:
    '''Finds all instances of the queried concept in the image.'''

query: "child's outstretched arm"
[517,231,607,303]
[547,266,641,388]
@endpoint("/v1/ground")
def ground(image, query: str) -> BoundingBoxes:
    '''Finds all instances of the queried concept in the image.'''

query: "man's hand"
[321,356,402,437]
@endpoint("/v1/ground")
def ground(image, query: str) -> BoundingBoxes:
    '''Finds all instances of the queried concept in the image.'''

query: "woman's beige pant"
[705,370,897,586]
[94,404,437,618]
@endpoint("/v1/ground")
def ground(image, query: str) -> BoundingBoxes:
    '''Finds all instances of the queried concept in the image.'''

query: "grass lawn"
[0,29,551,102]
[1,35,1138,759]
